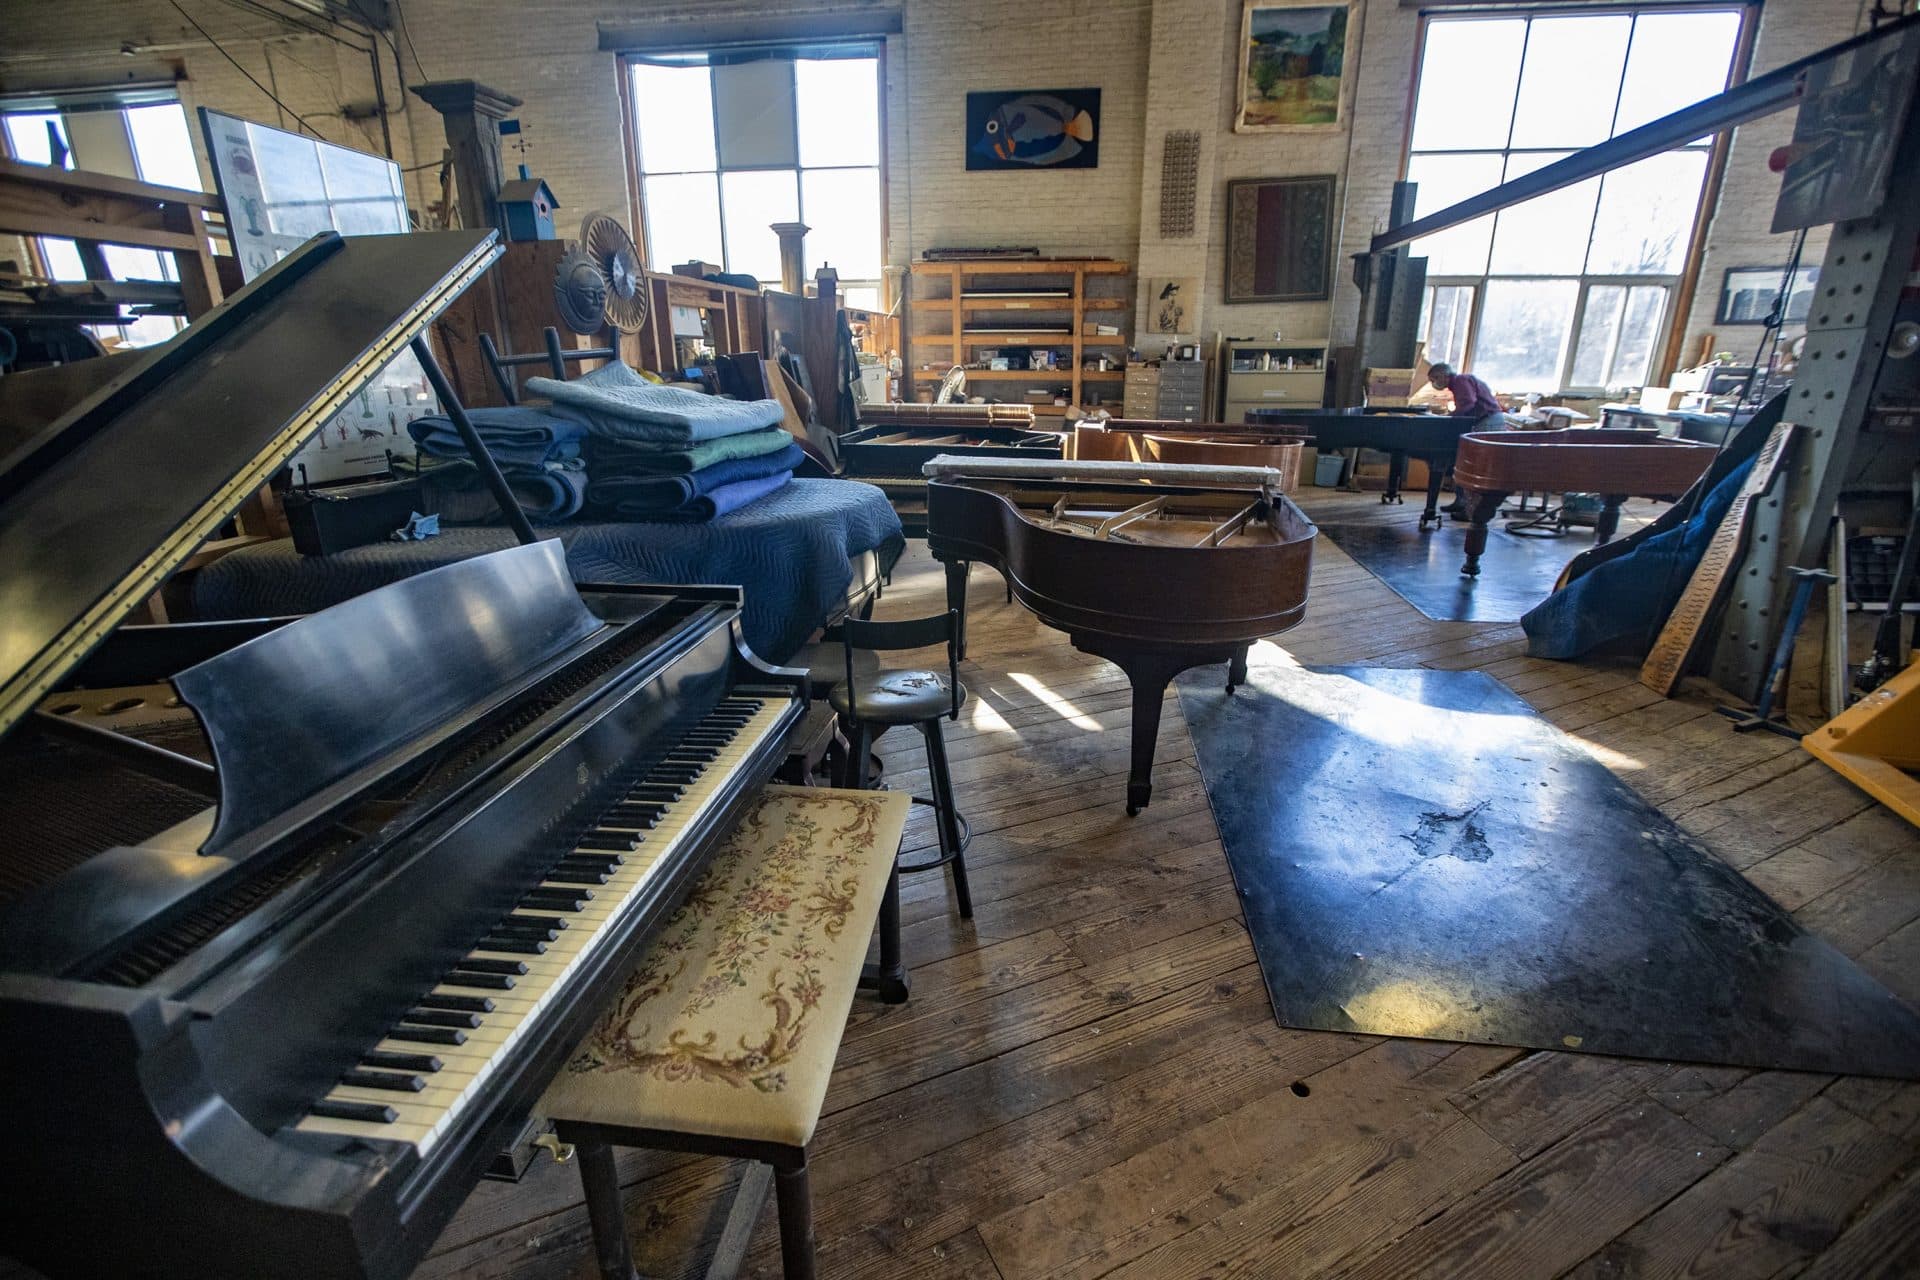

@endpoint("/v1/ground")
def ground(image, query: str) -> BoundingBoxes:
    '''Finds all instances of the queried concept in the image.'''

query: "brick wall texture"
[0,0,1867,382]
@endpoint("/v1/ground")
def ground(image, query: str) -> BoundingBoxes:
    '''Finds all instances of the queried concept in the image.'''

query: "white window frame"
[1406,6,1750,395]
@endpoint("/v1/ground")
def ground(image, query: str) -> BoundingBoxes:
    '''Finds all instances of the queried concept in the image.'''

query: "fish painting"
[966,89,1101,170]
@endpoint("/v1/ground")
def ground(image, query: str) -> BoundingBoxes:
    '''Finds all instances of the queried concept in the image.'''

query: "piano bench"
[539,784,913,1280]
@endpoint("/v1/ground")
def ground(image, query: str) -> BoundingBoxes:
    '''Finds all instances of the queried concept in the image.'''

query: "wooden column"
[771,221,810,294]
[409,80,522,234]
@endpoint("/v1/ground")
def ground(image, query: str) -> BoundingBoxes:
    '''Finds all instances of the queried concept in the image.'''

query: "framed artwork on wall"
[966,89,1101,170]
[1235,2,1354,132]
[1146,277,1200,334]
[1716,265,1819,325]
[1224,176,1335,303]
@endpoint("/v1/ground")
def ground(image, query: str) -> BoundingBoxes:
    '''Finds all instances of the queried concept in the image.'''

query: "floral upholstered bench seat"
[539,784,912,1280]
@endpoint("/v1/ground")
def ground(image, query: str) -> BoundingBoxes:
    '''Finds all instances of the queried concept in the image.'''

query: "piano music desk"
[540,785,912,1280]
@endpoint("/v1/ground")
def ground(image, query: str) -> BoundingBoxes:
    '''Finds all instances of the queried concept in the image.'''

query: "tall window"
[2,94,202,347]
[1405,8,1746,393]
[628,48,883,309]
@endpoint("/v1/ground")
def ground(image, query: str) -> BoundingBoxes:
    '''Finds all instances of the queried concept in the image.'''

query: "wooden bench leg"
[773,1150,816,1280]
[860,864,910,1003]
[575,1138,639,1280]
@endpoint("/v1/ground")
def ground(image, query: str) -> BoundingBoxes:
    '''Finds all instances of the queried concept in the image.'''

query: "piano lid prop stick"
[408,334,539,547]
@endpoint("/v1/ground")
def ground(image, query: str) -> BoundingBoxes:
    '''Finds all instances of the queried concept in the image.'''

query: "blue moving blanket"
[527,361,785,445]
[586,442,804,519]
[648,470,792,524]
[190,479,907,661]
[1520,452,1755,659]
[407,405,584,467]
[403,457,589,523]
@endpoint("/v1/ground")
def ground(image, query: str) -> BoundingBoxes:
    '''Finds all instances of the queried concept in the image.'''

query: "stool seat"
[541,785,910,1149]
[828,670,968,725]
[788,641,880,695]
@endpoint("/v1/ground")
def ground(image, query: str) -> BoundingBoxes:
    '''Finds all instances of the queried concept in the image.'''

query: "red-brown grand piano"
[1452,427,1719,578]
[923,455,1317,815]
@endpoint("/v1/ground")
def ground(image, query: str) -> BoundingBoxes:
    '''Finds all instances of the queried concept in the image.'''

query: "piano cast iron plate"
[1176,661,1920,1077]
[1320,520,1601,623]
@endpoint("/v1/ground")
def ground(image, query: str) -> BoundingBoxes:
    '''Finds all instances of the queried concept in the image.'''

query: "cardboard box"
[1364,343,1432,407]
[1638,386,1687,411]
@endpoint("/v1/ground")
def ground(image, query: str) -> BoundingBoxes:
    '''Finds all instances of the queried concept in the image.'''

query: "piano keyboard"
[293,694,790,1152]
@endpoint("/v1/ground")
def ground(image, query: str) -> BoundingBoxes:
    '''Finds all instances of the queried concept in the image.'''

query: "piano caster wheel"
[533,1133,576,1165]
[1125,803,1140,818]
[1461,563,1481,578]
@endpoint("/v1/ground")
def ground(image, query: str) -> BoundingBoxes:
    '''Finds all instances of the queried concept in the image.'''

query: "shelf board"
[912,259,1130,274]
[916,333,1130,347]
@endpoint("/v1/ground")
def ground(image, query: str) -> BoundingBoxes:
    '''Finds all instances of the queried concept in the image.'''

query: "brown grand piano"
[1452,427,1719,578]
[923,455,1316,815]
[1069,420,1306,479]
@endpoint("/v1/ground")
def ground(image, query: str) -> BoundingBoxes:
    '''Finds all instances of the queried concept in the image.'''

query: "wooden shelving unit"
[907,259,1132,417]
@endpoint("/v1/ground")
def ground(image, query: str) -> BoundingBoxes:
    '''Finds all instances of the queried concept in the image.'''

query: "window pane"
[1586,150,1706,274]
[1488,152,1598,274]
[1423,285,1475,368]
[126,104,200,188]
[1571,285,1626,387]
[633,63,716,172]
[1614,11,1742,136]
[5,112,71,167]
[842,284,881,310]
[643,172,722,268]
[1409,19,1526,151]
[720,169,798,282]
[801,167,880,279]
[1474,279,1578,390]
[796,58,879,167]
[38,237,86,280]
[1406,152,1502,276]
[100,245,174,281]
[714,60,798,169]
[1509,16,1631,149]
[1612,286,1667,388]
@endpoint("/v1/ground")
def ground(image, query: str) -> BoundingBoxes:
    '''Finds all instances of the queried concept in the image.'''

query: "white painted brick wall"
[0,0,1868,378]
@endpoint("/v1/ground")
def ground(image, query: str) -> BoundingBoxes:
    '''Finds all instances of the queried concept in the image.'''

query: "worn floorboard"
[417,490,1920,1280]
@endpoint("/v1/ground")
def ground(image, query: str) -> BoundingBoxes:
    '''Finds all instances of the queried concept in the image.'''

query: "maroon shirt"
[1445,372,1502,419]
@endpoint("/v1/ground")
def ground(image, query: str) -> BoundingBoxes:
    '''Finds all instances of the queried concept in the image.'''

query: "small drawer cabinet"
[1222,341,1327,425]
[1122,359,1208,422]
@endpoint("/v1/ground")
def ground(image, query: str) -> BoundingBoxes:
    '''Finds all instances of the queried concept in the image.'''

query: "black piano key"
[650,765,699,778]
[544,869,609,886]
[667,749,718,763]
[575,834,637,852]
[417,993,495,1014]
[445,970,518,990]
[480,936,548,954]
[363,1050,442,1073]
[569,847,628,860]
[457,957,529,975]
[508,912,569,930]
[490,921,560,941]
[558,856,624,873]
[312,1099,397,1124]
[523,889,591,908]
[404,1009,484,1029]
[389,1025,467,1046]
[609,802,666,818]
[341,1069,426,1093]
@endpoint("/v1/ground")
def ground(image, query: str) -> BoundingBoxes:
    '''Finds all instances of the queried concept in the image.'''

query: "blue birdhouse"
[498,165,559,241]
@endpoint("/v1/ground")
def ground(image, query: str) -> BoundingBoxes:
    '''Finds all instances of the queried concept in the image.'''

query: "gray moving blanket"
[527,361,785,445]
[191,479,905,660]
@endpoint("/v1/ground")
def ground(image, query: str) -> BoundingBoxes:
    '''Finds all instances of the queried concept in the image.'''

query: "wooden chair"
[539,785,912,1280]
[830,611,974,919]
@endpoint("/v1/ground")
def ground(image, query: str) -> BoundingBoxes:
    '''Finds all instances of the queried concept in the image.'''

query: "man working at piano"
[1427,361,1507,518]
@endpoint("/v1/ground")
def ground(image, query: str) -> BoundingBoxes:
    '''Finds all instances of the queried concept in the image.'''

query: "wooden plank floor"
[414,490,1918,1279]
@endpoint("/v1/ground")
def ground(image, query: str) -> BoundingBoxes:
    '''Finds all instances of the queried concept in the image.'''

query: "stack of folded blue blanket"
[404,362,800,525]
[527,362,800,523]
[405,405,589,521]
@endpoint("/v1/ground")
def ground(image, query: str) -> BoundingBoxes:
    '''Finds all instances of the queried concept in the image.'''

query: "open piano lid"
[0,228,501,740]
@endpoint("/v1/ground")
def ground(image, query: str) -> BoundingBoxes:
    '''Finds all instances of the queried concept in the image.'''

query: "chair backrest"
[479,325,616,405]
[840,610,961,721]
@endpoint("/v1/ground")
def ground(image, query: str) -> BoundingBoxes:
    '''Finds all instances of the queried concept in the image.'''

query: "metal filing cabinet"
[1123,364,1160,419]
[1155,359,1207,421]
[1222,340,1327,424]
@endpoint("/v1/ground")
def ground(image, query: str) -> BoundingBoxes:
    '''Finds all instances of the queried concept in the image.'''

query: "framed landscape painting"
[1236,2,1354,132]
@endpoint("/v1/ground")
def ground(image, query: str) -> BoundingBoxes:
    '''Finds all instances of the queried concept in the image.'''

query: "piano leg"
[945,560,971,660]
[1460,489,1510,578]
[1419,463,1447,530]
[1383,450,1407,504]
[1111,650,1190,816]
[1596,495,1628,545]
[1226,645,1250,694]
[576,1139,640,1280]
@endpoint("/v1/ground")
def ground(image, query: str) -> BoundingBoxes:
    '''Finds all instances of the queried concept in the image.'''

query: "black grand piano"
[1244,406,1484,528]
[0,231,805,1278]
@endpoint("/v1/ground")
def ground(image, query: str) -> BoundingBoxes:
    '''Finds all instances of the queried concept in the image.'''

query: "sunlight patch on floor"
[1006,671,1104,732]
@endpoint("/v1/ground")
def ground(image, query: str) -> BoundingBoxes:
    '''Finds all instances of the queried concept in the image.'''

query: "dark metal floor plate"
[1321,520,1590,622]
[1178,662,1920,1077]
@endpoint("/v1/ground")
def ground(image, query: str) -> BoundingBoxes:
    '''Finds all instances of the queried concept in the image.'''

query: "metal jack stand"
[1718,566,1835,737]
